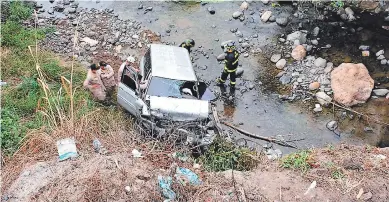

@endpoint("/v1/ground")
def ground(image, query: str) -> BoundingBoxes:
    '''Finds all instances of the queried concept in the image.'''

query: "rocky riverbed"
[15,0,389,153]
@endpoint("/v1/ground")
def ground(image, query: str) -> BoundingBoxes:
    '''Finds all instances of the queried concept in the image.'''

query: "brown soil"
[2,143,388,202]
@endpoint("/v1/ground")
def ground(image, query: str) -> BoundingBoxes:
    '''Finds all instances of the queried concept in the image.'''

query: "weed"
[1,108,25,155]
[330,0,344,8]
[42,60,62,81]
[8,1,32,22]
[199,137,258,172]
[331,168,345,179]
[327,144,335,151]
[281,150,313,173]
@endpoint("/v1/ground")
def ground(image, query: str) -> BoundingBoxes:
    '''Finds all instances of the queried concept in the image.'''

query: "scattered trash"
[364,127,373,132]
[175,167,201,186]
[124,185,131,193]
[93,138,108,154]
[265,148,282,160]
[374,154,387,160]
[193,163,201,169]
[356,188,364,199]
[361,191,373,201]
[158,176,176,200]
[0,81,7,86]
[172,152,189,162]
[304,180,316,195]
[362,50,370,57]
[56,138,78,161]
[132,149,143,158]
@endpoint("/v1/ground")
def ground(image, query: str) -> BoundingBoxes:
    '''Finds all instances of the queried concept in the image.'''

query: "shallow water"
[41,1,384,153]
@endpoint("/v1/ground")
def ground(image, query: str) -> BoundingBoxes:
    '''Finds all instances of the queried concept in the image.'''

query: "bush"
[199,137,258,172]
[281,150,314,173]
[1,108,24,155]
[2,77,41,116]
[42,60,62,81]
[8,1,32,22]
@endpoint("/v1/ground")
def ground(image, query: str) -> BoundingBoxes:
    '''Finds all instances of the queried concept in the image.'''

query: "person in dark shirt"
[216,42,240,88]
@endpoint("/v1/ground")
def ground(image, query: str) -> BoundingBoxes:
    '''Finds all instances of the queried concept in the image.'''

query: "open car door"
[117,67,144,117]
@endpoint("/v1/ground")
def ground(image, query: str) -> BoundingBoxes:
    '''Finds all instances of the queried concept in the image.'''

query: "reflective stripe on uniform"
[230,81,236,85]
[232,52,239,65]
[224,67,237,72]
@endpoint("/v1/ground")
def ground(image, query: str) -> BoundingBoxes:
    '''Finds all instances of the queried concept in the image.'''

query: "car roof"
[150,44,197,81]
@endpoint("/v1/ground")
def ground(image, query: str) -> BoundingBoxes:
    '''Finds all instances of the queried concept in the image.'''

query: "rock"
[49,0,55,3]
[235,31,243,38]
[241,42,250,49]
[81,37,98,47]
[276,71,285,78]
[309,82,320,90]
[261,0,269,5]
[345,7,354,15]
[314,57,327,68]
[36,3,43,8]
[340,14,348,21]
[276,17,288,26]
[364,127,373,132]
[72,20,78,26]
[63,0,70,5]
[252,34,258,38]
[138,4,143,9]
[276,59,286,69]
[48,8,54,14]
[279,38,285,43]
[236,67,244,77]
[287,31,307,44]
[381,59,387,65]
[243,53,249,57]
[376,49,384,56]
[361,191,372,201]
[373,89,389,97]
[331,63,374,106]
[240,1,249,10]
[280,74,292,84]
[268,16,276,22]
[385,16,389,22]
[316,92,332,105]
[324,62,333,73]
[291,45,306,61]
[270,54,281,63]
[217,53,226,61]
[377,55,385,60]
[55,4,65,12]
[306,45,313,52]
[261,11,272,22]
[359,45,369,50]
[145,7,153,11]
[266,149,282,160]
[208,6,215,14]
[360,1,379,10]
[68,8,76,13]
[232,11,243,19]
[311,39,318,45]
[326,121,338,131]
[313,27,320,37]
[314,104,323,112]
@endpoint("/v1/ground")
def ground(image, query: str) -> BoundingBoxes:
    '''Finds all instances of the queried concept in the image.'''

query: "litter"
[304,181,317,195]
[56,138,78,161]
[175,167,201,186]
[158,176,176,200]
[93,138,108,154]
[0,81,7,86]
[362,51,370,57]
[132,149,143,158]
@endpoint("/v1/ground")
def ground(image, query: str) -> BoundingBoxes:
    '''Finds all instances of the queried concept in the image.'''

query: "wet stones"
[208,6,215,14]
[235,30,243,38]
[291,45,306,61]
[316,92,332,105]
[232,11,243,19]
[313,27,320,37]
[287,31,307,44]
[276,59,286,69]
[309,82,320,90]
[276,17,288,26]
[270,54,281,63]
[372,89,389,97]
[279,74,292,85]
[314,57,326,68]
[261,11,272,22]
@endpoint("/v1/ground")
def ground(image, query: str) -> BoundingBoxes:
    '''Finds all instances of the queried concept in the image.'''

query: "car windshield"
[147,77,197,99]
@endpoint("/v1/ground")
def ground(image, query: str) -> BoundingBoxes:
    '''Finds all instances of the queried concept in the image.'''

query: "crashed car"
[117,44,216,148]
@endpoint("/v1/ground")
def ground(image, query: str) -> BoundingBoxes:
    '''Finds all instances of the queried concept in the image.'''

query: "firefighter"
[216,42,240,88]
[179,39,195,54]
[83,64,106,101]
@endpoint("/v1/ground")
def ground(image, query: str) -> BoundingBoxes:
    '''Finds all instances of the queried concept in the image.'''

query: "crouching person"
[99,61,116,99]
[83,64,106,101]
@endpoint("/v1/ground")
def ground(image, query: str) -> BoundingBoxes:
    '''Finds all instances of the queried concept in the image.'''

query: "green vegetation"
[199,137,259,172]
[281,150,314,173]
[331,168,345,179]
[330,0,344,8]
[1,1,94,156]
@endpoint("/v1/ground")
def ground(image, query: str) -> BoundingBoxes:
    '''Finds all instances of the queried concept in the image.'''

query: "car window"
[144,48,151,76]
[122,68,137,91]
[147,77,198,99]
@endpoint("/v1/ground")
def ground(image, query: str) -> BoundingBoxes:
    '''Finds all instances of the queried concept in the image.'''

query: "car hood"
[149,96,209,121]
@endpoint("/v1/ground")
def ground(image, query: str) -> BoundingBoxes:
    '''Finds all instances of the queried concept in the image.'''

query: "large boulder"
[331,63,374,106]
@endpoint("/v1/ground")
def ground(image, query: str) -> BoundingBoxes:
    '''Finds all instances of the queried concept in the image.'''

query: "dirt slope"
[2,145,388,202]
